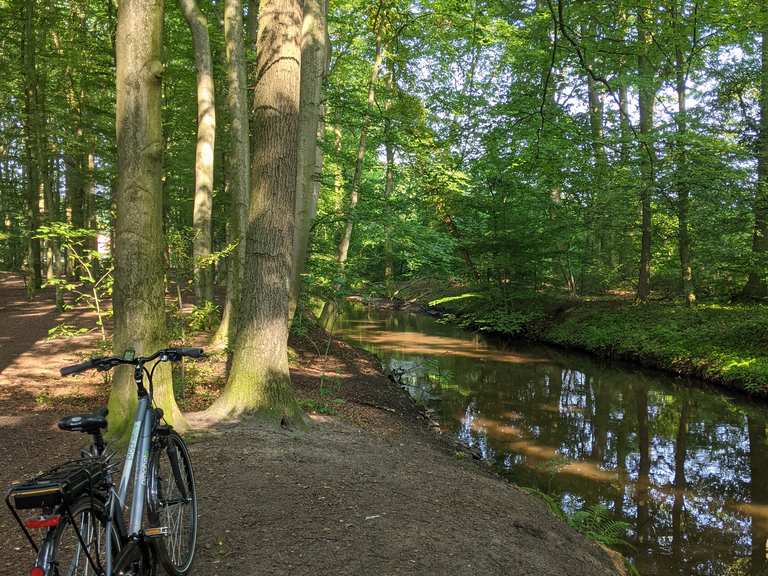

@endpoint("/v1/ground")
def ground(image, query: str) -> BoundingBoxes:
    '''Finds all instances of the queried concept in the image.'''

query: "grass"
[432,294,768,396]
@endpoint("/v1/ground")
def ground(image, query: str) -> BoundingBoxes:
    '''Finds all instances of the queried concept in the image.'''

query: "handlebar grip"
[60,359,95,377]
[179,347,204,358]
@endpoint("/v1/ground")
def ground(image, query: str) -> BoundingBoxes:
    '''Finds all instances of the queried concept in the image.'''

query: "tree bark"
[247,0,260,160]
[109,0,186,438]
[214,0,251,347]
[180,0,216,304]
[319,13,383,327]
[741,4,768,300]
[673,0,696,306]
[289,0,328,321]
[207,0,303,422]
[636,3,656,302]
[383,58,396,297]
[22,0,43,292]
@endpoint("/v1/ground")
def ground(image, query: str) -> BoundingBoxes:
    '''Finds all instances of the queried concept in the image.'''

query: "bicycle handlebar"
[60,348,204,377]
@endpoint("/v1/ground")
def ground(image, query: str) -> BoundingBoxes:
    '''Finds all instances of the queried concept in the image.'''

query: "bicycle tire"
[114,541,156,576]
[147,430,198,576]
[49,495,120,576]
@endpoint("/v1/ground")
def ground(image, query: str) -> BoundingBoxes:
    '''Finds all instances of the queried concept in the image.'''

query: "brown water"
[335,304,768,576]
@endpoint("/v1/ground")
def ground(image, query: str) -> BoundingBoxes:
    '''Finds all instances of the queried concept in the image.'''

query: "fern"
[568,505,632,549]
[523,489,632,551]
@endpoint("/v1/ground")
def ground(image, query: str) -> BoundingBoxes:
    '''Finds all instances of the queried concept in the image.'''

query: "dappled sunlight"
[335,303,768,574]
[559,461,619,483]
[342,329,548,364]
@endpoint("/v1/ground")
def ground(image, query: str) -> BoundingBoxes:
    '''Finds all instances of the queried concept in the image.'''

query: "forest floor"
[0,272,625,576]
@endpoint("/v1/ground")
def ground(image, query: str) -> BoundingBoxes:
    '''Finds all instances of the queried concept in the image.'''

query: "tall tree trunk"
[741,5,768,300]
[22,0,42,292]
[207,0,303,421]
[247,0,259,159]
[180,0,216,304]
[214,0,251,347]
[584,25,609,271]
[383,59,396,297]
[109,0,186,438]
[636,3,656,302]
[619,84,631,165]
[319,14,384,327]
[673,0,696,305]
[289,0,328,321]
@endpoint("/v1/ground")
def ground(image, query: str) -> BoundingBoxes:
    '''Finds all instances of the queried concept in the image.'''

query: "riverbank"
[0,274,625,576]
[418,291,768,397]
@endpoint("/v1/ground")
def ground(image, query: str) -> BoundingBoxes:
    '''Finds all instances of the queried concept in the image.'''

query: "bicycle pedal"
[143,526,169,538]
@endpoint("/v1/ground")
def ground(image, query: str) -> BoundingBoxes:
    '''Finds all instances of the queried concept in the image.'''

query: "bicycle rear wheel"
[147,430,197,576]
[50,495,119,576]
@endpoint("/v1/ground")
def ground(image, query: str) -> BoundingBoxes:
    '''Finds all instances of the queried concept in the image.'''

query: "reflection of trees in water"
[338,306,768,575]
[458,401,494,461]
[748,417,768,576]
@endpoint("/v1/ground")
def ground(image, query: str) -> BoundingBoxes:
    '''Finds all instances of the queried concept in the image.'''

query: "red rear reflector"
[30,567,45,576]
[24,515,61,529]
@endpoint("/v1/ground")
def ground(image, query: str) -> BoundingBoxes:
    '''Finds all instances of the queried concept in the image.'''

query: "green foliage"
[35,223,113,341]
[187,301,220,333]
[568,505,633,550]
[440,292,768,394]
[522,488,632,550]
[46,324,89,340]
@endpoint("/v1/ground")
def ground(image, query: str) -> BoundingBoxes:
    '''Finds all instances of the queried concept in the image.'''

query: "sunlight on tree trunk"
[636,2,656,303]
[289,0,328,322]
[109,0,186,439]
[22,0,43,293]
[180,0,216,304]
[741,5,768,300]
[214,0,250,348]
[207,0,303,423]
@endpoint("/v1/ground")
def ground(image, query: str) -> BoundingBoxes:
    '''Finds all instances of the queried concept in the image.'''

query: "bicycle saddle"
[58,408,108,434]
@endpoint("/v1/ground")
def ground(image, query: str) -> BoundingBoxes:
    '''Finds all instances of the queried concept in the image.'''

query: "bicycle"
[5,347,203,576]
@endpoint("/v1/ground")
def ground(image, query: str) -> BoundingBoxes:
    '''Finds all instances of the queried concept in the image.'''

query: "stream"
[334,303,768,576]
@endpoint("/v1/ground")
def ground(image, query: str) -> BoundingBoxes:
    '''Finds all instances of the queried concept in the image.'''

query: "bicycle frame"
[104,361,159,576]
[35,361,159,576]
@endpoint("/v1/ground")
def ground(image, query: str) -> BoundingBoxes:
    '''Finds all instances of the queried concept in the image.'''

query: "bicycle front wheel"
[147,430,198,576]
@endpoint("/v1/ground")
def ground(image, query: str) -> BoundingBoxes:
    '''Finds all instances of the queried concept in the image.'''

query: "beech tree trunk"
[383,59,396,297]
[214,0,251,346]
[22,0,42,292]
[289,0,328,321]
[319,13,383,327]
[207,0,303,422]
[109,0,186,438]
[673,0,696,305]
[636,3,656,303]
[180,0,216,304]
[741,5,768,300]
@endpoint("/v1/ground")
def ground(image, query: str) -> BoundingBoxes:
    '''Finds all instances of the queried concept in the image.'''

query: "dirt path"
[0,274,624,575]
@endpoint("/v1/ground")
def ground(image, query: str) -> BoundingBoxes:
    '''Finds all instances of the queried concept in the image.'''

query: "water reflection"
[335,305,768,575]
